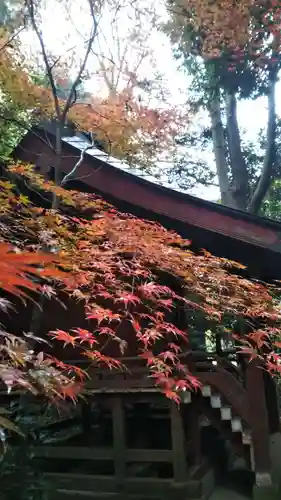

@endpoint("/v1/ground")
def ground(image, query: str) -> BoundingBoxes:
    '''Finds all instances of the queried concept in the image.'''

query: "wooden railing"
[21,393,214,500]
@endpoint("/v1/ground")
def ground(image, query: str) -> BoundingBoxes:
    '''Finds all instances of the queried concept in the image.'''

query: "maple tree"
[163,0,281,214]
[174,0,281,63]
[0,160,280,409]
[0,0,186,171]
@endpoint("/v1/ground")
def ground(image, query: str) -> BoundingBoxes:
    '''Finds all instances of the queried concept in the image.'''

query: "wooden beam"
[43,472,200,497]
[31,446,172,463]
[31,446,113,460]
[126,449,172,462]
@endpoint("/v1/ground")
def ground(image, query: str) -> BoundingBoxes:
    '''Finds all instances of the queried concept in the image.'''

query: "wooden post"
[263,371,280,434]
[112,395,126,486]
[246,361,272,475]
[190,398,201,466]
[170,403,187,483]
[81,398,92,441]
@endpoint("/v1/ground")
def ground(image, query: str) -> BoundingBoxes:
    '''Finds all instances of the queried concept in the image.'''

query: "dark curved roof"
[14,124,281,280]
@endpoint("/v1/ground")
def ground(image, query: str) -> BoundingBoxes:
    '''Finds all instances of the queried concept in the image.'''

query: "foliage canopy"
[0,160,280,410]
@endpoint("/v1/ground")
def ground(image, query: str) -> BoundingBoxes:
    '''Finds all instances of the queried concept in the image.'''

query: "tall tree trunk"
[209,85,231,206]
[225,91,248,211]
[248,71,277,214]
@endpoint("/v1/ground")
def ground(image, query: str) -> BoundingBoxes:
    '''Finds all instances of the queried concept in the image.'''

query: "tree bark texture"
[248,72,277,214]
[209,86,232,207]
[225,91,249,211]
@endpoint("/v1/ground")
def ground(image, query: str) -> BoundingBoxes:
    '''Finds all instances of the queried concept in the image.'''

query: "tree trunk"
[248,72,277,214]
[225,91,248,211]
[209,85,232,206]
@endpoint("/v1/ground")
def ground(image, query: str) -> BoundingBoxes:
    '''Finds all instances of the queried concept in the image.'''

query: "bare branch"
[26,0,61,120]
[49,38,115,73]
[96,53,116,93]
[61,0,100,121]
[60,135,95,187]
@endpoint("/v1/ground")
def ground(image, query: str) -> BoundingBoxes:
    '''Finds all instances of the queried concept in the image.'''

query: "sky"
[20,0,188,105]
[19,0,281,202]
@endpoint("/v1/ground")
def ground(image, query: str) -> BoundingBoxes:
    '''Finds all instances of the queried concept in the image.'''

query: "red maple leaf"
[168,342,181,354]
[158,322,188,342]
[247,330,270,349]
[95,326,117,338]
[138,282,172,299]
[69,364,88,381]
[86,306,121,324]
[151,372,172,386]
[72,328,98,347]
[47,356,68,371]
[83,350,122,369]
[155,311,165,322]
[159,351,178,364]
[266,354,281,374]
[269,352,281,364]
[186,374,202,390]
[174,379,190,390]
[115,292,141,307]
[139,350,154,360]
[49,329,78,347]
[59,382,83,403]
[157,298,174,310]
[95,287,113,300]
[130,318,141,333]
[236,347,258,362]
[139,313,156,322]
[137,328,163,348]
[163,389,181,403]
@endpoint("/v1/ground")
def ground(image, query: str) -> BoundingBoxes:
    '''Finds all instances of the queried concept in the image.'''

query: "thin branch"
[61,0,100,122]
[60,136,95,187]
[115,41,130,91]
[26,0,61,120]
[96,53,116,93]
[95,24,116,69]
[49,39,115,73]
[67,169,103,183]
[0,26,25,52]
